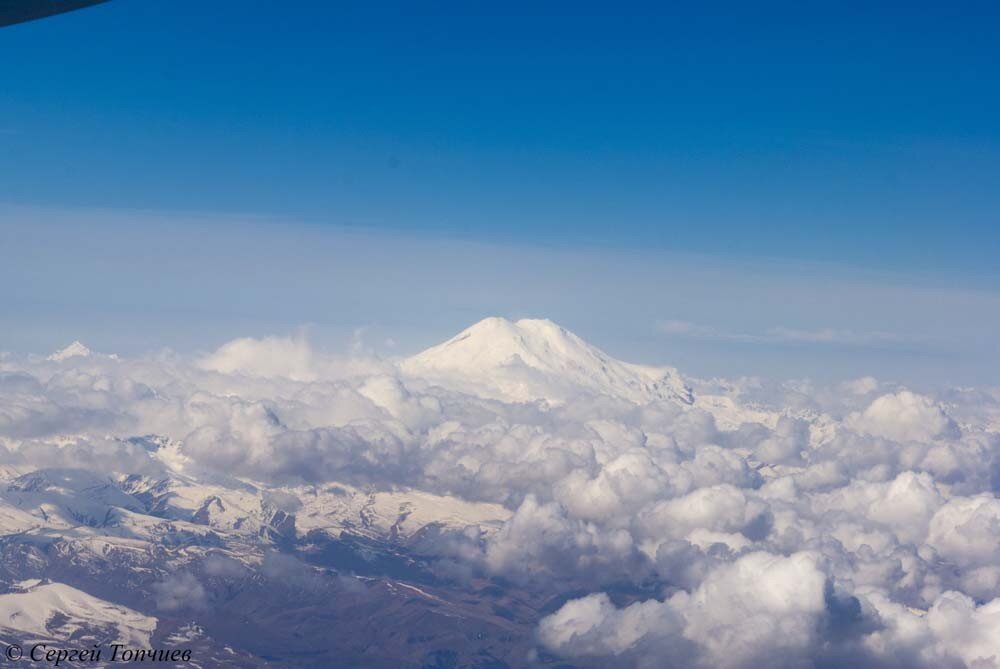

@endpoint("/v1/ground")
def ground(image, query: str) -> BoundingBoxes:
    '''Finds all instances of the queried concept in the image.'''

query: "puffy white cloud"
[675,551,830,666]
[198,335,320,381]
[847,391,960,443]
[753,416,809,465]
[927,496,1000,570]
[862,589,1000,668]
[540,552,837,668]
[538,592,688,661]
[197,334,388,382]
[483,495,649,585]
[812,470,943,545]
[637,484,770,548]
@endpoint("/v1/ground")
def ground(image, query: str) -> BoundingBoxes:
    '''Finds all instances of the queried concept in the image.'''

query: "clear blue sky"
[2,2,998,384]
[3,1,999,271]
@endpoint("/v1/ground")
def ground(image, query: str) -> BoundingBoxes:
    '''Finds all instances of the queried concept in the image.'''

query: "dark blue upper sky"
[2,1,998,276]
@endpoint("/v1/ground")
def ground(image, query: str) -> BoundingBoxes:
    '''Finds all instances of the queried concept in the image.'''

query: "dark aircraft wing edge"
[0,0,110,28]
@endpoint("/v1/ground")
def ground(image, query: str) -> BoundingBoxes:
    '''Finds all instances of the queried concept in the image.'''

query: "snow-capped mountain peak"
[401,317,693,405]
[47,341,92,362]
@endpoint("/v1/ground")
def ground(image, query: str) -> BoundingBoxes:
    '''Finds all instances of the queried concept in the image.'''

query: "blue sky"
[2,2,998,384]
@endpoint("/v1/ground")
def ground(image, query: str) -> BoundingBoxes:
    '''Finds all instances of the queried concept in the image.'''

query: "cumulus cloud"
[198,335,321,381]
[197,334,389,382]
[927,496,1000,570]
[538,592,689,661]
[847,391,961,442]
[539,552,839,668]
[3,324,1000,668]
[152,572,208,611]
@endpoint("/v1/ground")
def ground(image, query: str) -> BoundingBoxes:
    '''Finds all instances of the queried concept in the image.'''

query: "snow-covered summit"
[47,340,92,362]
[401,317,693,405]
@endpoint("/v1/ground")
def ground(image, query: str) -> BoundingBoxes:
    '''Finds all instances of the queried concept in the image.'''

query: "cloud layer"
[2,325,1000,668]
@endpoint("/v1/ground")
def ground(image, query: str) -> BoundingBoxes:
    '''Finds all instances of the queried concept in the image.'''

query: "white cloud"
[152,572,207,611]
[540,551,832,668]
[3,319,1000,667]
[198,335,320,381]
[927,496,1000,569]
[197,334,387,382]
[847,391,960,442]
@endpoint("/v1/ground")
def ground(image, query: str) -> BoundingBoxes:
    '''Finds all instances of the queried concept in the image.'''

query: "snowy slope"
[401,317,693,405]
[0,580,156,645]
[118,467,507,547]
[295,482,510,541]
